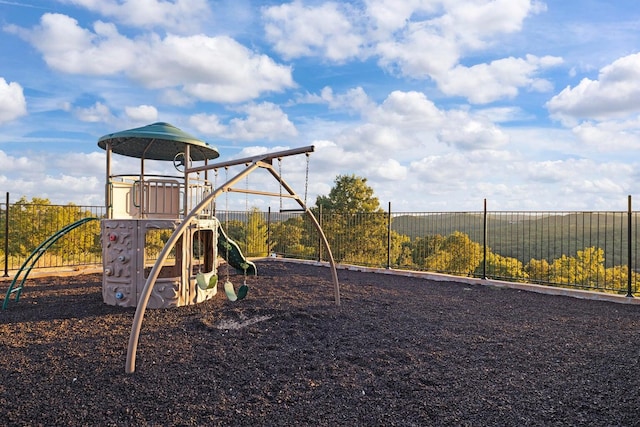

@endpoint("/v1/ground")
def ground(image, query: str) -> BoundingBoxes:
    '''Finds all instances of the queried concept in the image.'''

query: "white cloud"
[373,0,545,81]
[263,1,364,62]
[0,150,104,205]
[226,102,298,141]
[0,150,31,172]
[59,0,212,33]
[6,14,138,75]
[439,111,509,150]
[134,34,296,103]
[547,52,640,122]
[364,0,440,36]
[320,86,375,113]
[375,22,460,78]
[124,104,158,122]
[74,101,115,123]
[441,0,545,49]
[436,55,562,104]
[8,13,295,103]
[369,90,443,128]
[571,119,640,151]
[0,77,27,124]
[189,113,227,137]
[52,152,104,176]
[372,158,406,180]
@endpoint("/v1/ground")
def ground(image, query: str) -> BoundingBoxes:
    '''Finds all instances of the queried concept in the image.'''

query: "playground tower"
[98,122,249,309]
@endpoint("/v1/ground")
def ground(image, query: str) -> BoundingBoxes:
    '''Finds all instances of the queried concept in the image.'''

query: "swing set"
[125,144,341,373]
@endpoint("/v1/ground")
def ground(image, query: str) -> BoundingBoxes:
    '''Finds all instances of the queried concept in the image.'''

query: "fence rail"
[2,194,638,296]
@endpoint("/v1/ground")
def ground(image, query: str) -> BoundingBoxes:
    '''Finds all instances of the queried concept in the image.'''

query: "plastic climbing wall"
[101,218,219,308]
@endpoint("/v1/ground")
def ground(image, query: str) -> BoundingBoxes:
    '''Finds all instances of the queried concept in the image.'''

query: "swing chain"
[278,157,283,211]
[304,152,310,207]
[224,166,230,284]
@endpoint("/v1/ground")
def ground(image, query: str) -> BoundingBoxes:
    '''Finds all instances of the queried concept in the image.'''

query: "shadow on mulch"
[1,260,639,426]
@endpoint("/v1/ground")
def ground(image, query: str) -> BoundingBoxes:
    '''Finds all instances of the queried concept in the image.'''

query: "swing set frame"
[126,144,340,374]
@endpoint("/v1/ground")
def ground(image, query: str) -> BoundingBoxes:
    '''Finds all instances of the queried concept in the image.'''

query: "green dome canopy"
[97,122,220,161]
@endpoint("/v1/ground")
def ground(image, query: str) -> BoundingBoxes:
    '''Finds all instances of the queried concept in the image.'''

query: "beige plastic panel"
[102,218,219,308]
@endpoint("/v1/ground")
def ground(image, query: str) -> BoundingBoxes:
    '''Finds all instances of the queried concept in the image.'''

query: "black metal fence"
[2,193,638,296]
[0,194,105,275]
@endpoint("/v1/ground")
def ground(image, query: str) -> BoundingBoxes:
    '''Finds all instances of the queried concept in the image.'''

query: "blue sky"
[1,0,639,212]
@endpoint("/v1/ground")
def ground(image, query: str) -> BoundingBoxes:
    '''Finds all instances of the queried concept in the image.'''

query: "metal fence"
[1,195,106,275]
[2,195,639,296]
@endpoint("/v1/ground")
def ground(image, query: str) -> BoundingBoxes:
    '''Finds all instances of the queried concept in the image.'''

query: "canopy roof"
[97,122,220,161]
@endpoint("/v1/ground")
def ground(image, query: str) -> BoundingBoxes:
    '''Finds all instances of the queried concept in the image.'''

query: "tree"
[524,258,552,283]
[410,235,445,268]
[268,215,316,259]
[423,232,483,275]
[315,174,381,214]
[313,175,396,267]
[549,247,605,288]
[245,208,268,257]
[479,251,528,280]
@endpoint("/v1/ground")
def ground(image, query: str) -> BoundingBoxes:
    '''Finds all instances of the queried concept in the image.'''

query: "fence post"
[627,195,633,297]
[267,206,271,256]
[482,198,487,279]
[318,205,323,262]
[3,192,8,277]
[387,202,391,269]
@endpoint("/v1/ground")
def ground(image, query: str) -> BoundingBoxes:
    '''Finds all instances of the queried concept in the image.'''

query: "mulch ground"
[1,260,640,426]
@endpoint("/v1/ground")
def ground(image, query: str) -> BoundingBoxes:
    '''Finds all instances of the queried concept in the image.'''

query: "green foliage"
[314,175,397,267]
[1,197,101,267]
[480,251,528,280]
[269,215,316,259]
[424,232,483,275]
[316,175,382,214]
[245,208,269,257]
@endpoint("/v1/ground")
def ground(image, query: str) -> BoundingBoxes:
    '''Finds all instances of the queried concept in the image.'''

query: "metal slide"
[2,217,98,310]
[216,224,257,276]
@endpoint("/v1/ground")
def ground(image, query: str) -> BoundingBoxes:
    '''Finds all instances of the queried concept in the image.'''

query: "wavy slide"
[217,225,257,276]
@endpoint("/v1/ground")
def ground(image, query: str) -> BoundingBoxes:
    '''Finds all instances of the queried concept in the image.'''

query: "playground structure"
[98,122,242,309]
[96,122,340,373]
[96,122,339,311]
[1,121,341,372]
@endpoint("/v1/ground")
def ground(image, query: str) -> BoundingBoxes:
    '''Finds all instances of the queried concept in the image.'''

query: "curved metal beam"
[125,155,341,373]
[126,162,260,373]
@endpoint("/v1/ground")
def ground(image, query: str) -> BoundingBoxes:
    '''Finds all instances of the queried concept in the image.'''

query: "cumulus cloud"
[125,104,158,122]
[263,0,548,104]
[139,34,295,103]
[263,1,364,62]
[0,77,27,124]
[571,119,640,151]
[59,0,212,33]
[438,111,509,150]
[74,101,115,123]
[0,150,104,205]
[5,14,138,75]
[547,52,640,122]
[226,102,298,141]
[319,86,375,113]
[189,113,227,137]
[0,150,31,172]
[7,13,295,103]
[436,55,562,104]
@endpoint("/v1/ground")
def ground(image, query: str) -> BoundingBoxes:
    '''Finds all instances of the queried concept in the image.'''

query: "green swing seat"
[196,271,218,292]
